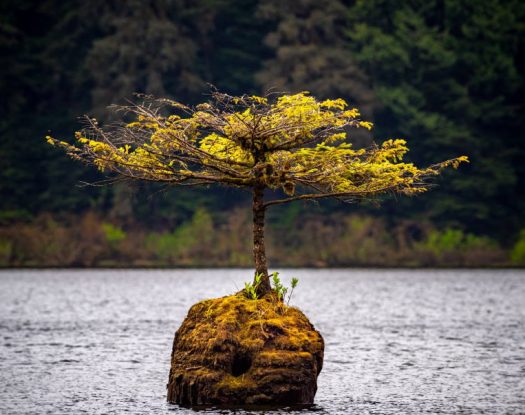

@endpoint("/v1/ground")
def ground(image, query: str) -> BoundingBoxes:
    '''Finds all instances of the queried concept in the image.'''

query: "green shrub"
[415,228,503,266]
[102,223,126,246]
[511,230,525,265]
[145,208,213,263]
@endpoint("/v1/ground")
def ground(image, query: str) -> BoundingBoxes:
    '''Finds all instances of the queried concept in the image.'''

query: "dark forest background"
[1,0,524,267]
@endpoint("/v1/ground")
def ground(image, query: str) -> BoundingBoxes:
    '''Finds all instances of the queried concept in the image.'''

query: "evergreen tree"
[256,0,375,119]
[1,0,524,245]
[202,0,270,95]
[0,0,99,218]
[48,91,466,292]
[84,0,205,116]
[346,0,525,238]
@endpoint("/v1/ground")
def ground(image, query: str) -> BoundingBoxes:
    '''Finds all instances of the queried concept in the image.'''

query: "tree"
[256,0,375,120]
[345,0,525,238]
[0,0,101,218]
[84,0,204,117]
[201,0,271,95]
[47,91,467,295]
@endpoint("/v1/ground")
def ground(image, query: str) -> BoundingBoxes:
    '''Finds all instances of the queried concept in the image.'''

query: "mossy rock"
[167,293,324,407]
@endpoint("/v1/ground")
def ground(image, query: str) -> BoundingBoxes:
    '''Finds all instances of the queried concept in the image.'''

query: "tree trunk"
[252,185,271,296]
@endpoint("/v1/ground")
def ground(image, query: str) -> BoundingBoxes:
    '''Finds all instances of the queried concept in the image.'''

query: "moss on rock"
[167,293,324,407]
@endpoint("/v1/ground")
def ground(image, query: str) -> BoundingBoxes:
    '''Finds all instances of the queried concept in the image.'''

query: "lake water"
[0,269,524,414]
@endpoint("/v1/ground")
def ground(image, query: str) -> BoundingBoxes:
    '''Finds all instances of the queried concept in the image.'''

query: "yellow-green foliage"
[101,223,126,245]
[411,227,505,267]
[417,228,497,256]
[47,91,467,203]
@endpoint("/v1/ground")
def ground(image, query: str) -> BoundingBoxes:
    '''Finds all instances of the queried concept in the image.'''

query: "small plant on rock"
[288,277,299,306]
[244,272,262,300]
[271,272,299,305]
[271,272,287,301]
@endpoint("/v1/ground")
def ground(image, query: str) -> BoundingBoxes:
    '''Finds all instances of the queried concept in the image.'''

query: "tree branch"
[263,184,405,208]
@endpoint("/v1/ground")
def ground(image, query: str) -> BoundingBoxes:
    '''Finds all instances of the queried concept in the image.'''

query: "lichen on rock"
[167,293,324,407]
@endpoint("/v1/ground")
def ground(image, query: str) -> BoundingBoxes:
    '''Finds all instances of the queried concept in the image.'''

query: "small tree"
[47,91,467,295]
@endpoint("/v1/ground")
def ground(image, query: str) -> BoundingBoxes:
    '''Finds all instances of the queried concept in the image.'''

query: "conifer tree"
[345,0,525,236]
[256,0,375,117]
[48,91,467,294]
[85,0,203,116]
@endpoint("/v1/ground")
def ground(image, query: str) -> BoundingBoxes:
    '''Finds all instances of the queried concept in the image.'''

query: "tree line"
[1,0,524,262]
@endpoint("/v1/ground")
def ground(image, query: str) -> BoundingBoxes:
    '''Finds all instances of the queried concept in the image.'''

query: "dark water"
[0,269,524,414]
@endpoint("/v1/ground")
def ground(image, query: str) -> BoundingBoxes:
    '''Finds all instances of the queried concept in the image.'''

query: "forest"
[1,0,524,267]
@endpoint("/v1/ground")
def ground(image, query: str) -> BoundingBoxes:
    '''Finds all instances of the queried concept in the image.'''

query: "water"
[0,269,524,414]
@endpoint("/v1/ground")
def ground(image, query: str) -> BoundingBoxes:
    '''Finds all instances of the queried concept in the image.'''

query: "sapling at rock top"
[270,271,289,302]
[288,277,299,305]
[47,90,468,297]
[244,272,262,300]
[271,272,299,305]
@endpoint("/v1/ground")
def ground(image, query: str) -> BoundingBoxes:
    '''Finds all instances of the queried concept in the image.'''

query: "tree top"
[47,91,468,208]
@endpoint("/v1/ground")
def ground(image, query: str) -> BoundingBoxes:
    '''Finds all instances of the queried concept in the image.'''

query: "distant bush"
[414,228,505,266]
[102,223,126,246]
[0,209,515,268]
[145,208,213,265]
[0,212,107,266]
[510,230,525,265]
[269,214,395,267]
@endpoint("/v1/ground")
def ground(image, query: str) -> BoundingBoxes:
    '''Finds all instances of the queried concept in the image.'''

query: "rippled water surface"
[0,269,524,414]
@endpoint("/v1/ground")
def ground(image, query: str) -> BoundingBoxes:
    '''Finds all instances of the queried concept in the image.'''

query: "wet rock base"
[167,293,324,407]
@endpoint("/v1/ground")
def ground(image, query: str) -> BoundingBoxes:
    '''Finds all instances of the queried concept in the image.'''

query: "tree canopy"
[47,91,467,206]
[47,90,467,291]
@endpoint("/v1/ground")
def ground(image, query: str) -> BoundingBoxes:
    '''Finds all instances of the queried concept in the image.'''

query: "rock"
[167,293,324,407]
